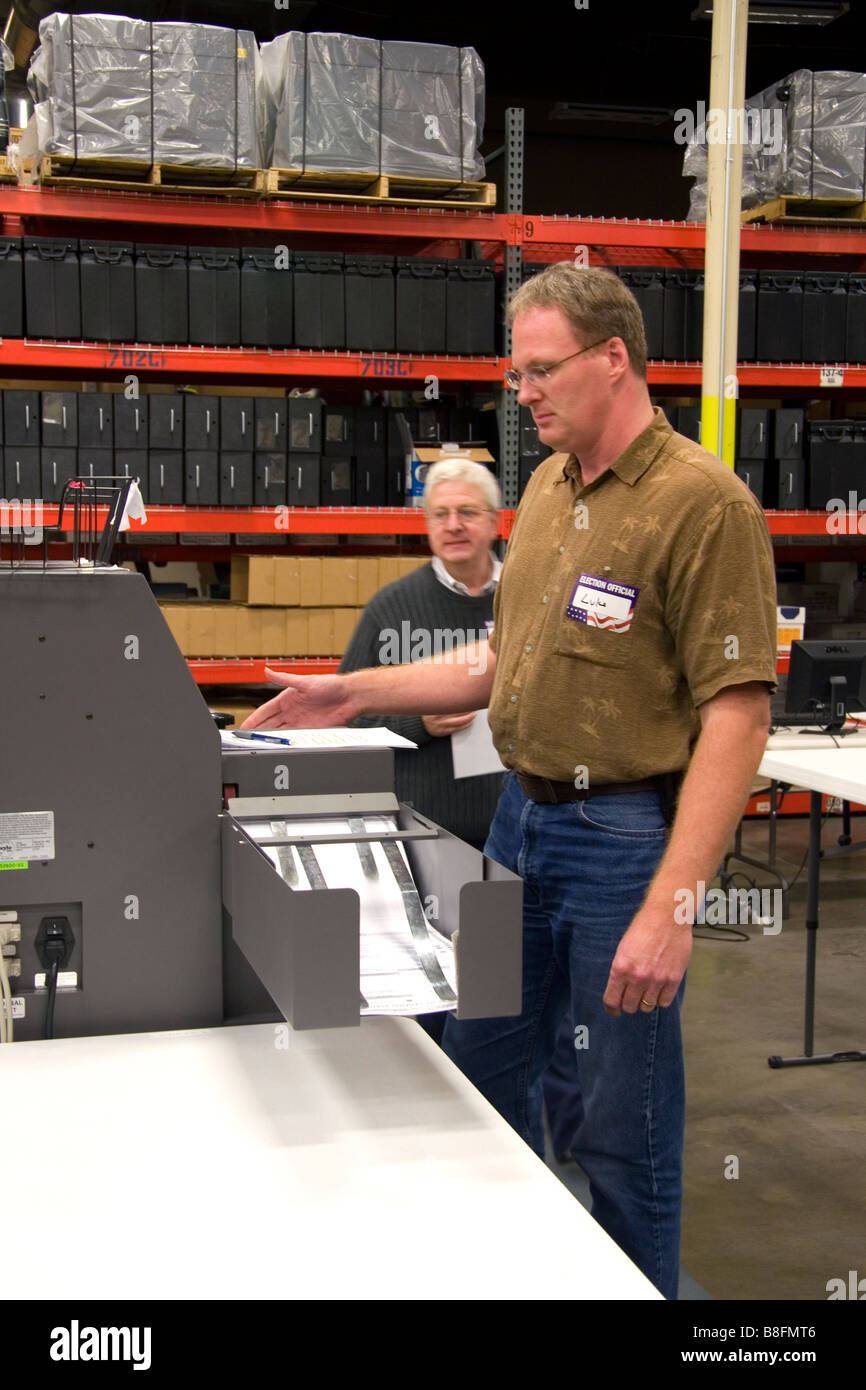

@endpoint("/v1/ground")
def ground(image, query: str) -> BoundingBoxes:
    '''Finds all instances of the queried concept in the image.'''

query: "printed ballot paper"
[450,710,507,780]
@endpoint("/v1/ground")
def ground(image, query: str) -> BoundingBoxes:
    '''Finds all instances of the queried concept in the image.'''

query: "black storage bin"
[3,446,40,498]
[417,406,443,442]
[24,237,80,340]
[149,394,184,449]
[618,267,664,360]
[77,446,112,482]
[774,408,804,461]
[355,406,386,460]
[446,260,496,355]
[684,272,704,361]
[737,407,770,460]
[220,453,254,506]
[756,271,804,363]
[148,451,184,505]
[188,247,241,347]
[185,451,220,505]
[135,245,189,345]
[78,394,113,449]
[289,397,323,454]
[254,398,287,453]
[345,255,395,351]
[220,397,255,451]
[802,272,848,363]
[355,456,387,507]
[777,458,806,509]
[320,457,353,507]
[288,455,320,507]
[3,390,40,446]
[386,411,410,505]
[115,450,147,486]
[663,268,701,360]
[807,421,854,509]
[324,406,355,455]
[738,269,757,362]
[846,273,866,364]
[293,252,345,349]
[41,391,78,448]
[396,259,447,354]
[0,238,23,337]
[254,452,288,507]
[114,396,148,448]
[80,239,135,341]
[735,460,766,504]
[677,405,702,444]
[448,405,481,443]
[41,447,78,503]
[184,395,220,449]
[241,246,293,348]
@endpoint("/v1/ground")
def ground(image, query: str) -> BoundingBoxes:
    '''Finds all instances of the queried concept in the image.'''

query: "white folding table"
[0,1019,661,1301]
[758,743,866,1069]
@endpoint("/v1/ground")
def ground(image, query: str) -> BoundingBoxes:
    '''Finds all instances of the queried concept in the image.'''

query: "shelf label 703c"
[359,357,413,377]
[102,348,167,370]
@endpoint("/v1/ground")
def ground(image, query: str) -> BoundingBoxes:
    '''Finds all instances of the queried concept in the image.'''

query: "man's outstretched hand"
[240,668,358,730]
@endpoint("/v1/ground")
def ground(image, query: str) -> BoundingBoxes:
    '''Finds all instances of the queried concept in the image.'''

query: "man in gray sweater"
[339,459,504,851]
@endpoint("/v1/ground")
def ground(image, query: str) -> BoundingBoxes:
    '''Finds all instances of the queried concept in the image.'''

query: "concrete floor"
[547,811,866,1301]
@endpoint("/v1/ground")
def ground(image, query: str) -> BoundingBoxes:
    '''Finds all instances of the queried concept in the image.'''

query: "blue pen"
[233,731,294,746]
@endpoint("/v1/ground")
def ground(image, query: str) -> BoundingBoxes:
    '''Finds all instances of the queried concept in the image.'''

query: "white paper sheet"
[450,709,507,779]
[222,726,418,750]
[243,815,456,1016]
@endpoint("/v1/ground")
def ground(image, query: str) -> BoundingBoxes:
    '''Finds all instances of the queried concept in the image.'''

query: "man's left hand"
[602,906,692,1017]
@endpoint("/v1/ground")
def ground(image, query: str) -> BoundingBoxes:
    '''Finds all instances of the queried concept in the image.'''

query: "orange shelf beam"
[0,185,516,242]
[0,339,505,382]
[189,657,339,685]
[38,505,518,538]
[521,215,866,258]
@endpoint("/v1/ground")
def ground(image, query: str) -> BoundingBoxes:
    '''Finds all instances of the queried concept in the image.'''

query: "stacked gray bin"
[261,30,484,180]
[29,12,260,170]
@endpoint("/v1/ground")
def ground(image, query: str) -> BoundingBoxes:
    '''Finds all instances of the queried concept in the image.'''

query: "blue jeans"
[441,772,685,1300]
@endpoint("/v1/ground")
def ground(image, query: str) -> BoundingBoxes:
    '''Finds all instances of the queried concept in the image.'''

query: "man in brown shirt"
[243,265,777,1299]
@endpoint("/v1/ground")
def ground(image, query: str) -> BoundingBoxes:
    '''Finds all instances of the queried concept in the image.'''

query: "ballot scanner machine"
[0,565,522,1042]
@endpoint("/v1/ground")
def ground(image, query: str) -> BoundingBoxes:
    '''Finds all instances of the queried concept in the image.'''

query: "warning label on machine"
[0,811,55,863]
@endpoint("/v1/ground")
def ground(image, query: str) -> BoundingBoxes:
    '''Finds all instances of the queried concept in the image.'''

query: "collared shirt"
[488,409,778,784]
[431,552,501,597]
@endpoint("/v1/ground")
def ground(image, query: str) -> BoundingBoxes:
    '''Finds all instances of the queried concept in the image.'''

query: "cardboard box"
[299,555,323,606]
[321,557,357,606]
[159,603,190,653]
[410,444,495,504]
[307,608,334,654]
[356,556,381,605]
[377,556,403,588]
[275,555,301,606]
[333,607,361,653]
[285,609,309,657]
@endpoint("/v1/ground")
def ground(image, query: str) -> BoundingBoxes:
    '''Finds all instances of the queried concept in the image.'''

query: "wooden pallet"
[266,166,496,209]
[0,154,16,184]
[743,194,866,225]
[39,154,265,197]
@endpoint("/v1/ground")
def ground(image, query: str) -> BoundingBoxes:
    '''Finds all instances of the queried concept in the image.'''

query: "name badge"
[567,573,639,633]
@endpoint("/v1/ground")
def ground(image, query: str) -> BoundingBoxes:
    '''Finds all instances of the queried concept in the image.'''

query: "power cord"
[35,917,75,1041]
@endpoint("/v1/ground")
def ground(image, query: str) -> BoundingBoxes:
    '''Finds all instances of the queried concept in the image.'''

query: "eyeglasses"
[504,338,609,390]
[428,506,493,525]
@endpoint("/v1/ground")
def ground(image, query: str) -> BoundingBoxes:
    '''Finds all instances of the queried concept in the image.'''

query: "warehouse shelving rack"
[2,124,865,701]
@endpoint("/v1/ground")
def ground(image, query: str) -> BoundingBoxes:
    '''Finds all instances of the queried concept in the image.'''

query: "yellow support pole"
[701,0,748,467]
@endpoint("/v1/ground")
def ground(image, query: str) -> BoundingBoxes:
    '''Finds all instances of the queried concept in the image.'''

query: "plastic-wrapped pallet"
[28,12,261,170]
[683,69,866,215]
[261,31,381,173]
[261,30,485,181]
[380,41,484,180]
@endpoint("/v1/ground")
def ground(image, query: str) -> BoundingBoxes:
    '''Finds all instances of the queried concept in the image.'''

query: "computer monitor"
[785,639,866,731]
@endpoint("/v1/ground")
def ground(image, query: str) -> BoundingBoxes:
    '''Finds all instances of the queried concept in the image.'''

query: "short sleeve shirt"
[488,409,778,783]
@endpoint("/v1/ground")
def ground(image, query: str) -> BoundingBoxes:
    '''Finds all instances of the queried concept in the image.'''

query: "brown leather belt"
[515,772,662,805]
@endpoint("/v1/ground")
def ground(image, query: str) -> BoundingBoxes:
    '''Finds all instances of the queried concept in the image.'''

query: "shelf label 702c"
[102,348,167,370]
[359,357,413,377]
